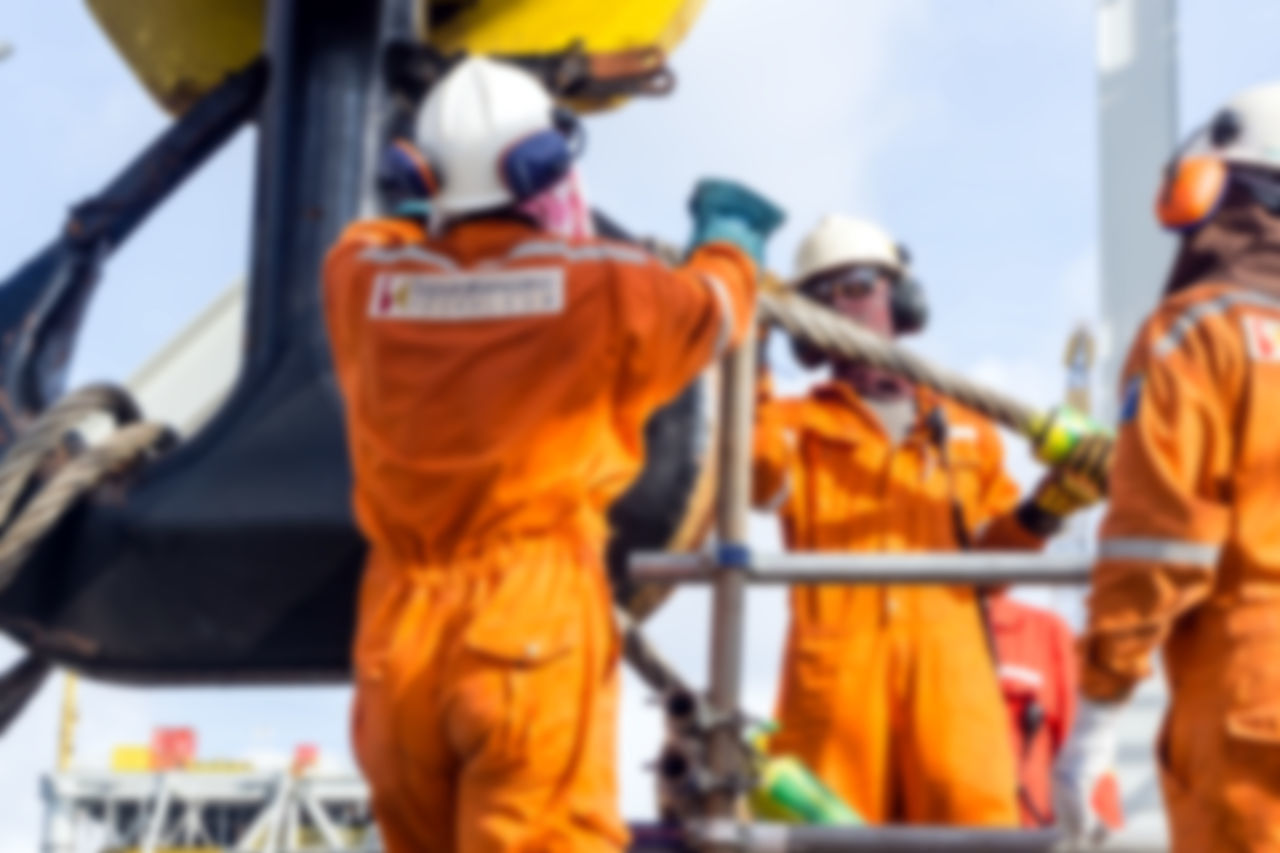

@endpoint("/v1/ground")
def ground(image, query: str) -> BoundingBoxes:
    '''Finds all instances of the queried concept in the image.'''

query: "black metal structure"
[0,0,707,685]
[0,0,394,682]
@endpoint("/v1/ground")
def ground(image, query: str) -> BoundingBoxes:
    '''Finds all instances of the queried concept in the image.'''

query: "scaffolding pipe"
[704,328,758,822]
[632,551,1094,586]
[685,821,1167,853]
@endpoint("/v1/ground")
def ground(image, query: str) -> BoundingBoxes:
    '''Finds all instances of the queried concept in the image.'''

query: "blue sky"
[0,1,1276,848]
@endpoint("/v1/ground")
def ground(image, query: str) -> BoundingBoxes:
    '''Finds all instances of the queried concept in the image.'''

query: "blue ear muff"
[500,107,586,202]
[379,139,440,201]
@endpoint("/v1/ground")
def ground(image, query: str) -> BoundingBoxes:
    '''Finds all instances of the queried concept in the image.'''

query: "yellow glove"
[1029,407,1113,487]
[1031,467,1105,519]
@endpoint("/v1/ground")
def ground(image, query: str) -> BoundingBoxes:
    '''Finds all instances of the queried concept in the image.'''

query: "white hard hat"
[1192,82,1280,174]
[792,214,903,285]
[416,56,557,215]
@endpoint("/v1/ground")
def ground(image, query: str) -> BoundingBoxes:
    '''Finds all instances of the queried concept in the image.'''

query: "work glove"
[1015,467,1104,537]
[1053,698,1123,848]
[687,178,786,266]
[1029,406,1113,487]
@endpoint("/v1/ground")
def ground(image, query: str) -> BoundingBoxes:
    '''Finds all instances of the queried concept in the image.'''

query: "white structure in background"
[41,771,376,853]
[126,284,245,435]
[40,283,378,853]
[1095,0,1176,841]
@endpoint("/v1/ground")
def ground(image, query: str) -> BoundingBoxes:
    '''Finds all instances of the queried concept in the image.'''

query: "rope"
[756,286,1115,483]
[0,421,173,592]
[0,385,173,739]
[0,386,171,595]
[758,287,1042,435]
[0,384,140,525]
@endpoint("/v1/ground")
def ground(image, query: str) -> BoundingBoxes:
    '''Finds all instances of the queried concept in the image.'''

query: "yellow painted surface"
[86,0,707,114]
[428,0,707,56]
[108,745,152,773]
[86,0,262,114]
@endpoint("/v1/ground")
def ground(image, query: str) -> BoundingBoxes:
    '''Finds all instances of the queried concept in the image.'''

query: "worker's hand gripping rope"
[1029,406,1114,490]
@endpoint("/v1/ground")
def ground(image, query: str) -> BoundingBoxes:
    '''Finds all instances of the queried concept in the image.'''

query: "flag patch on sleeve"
[1119,375,1142,424]
[369,268,565,321]
[1243,313,1280,362]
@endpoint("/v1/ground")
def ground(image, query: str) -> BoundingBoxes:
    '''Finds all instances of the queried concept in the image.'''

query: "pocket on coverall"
[449,570,585,773]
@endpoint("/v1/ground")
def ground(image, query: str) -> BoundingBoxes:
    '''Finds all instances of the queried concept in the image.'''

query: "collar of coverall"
[1164,179,1280,296]
[808,380,941,446]
[431,211,544,262]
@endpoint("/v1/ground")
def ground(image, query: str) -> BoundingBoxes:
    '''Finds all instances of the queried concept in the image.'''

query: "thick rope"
[0,387,170,595]
[0,386,171,739]
[757,285,1115,484]
[0,384,141,525]
[0,421,173,592]
[759,287,1042,435]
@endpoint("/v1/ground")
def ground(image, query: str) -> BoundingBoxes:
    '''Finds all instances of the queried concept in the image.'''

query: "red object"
[151,727,196,770]
[986,593,1124,829]
[292,743,319,773]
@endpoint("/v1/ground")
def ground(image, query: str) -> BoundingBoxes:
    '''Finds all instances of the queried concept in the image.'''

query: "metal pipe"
[631,551,1093,586]
[685,821,1167,852]
[704,328,758,821]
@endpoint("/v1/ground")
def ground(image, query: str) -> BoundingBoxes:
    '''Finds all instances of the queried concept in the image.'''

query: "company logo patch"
[1243,313,1280,362]
[369,268,565,321]
[1119,375,1142,424]
[948,424,978,443]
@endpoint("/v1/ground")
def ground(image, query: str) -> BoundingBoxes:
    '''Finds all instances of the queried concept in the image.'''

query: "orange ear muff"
[1156,155,1229,230]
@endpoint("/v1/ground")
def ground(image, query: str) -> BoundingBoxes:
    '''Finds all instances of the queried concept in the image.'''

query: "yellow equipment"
[86,0,707,114]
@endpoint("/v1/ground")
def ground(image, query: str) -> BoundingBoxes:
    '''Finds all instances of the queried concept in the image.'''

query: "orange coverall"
[754,379,1041,825]
[323,217,755,852]
[1082,281,1280,852]
[987,593,1123,829]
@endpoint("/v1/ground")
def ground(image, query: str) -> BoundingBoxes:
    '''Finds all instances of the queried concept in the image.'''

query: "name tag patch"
[369,268,565,321]
[1244,313,1280,362]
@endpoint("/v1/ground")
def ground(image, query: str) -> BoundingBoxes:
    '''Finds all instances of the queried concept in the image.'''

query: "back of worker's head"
[385,55,585,221]
[1158,82,1280,293]
[789,215,927,366]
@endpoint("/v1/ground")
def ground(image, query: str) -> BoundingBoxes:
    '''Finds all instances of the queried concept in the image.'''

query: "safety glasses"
[801,266,884,303]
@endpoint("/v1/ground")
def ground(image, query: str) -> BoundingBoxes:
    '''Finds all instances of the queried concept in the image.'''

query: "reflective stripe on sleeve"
[998,664,1044,689]
[1154,289,1280,358]
[699,272,735,359]
[1098,537,1221,568]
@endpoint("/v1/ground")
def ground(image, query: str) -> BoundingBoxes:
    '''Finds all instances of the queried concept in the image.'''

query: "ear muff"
[500,107,586,202]
[890,274,929,335]
[890,243,928,334]
[379,138,441,200]
[1156,108,1242,231]
[1156,155,1230,231]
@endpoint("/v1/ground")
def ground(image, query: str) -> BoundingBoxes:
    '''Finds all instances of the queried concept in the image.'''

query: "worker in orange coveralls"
[986,590,1123,829]
[323,56,784,852]
[1055,82,1280,852]
[754,214,1101,825]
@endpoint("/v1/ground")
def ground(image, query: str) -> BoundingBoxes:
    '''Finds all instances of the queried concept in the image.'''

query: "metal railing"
[624,335,1166,852]
[632,551,1095,586]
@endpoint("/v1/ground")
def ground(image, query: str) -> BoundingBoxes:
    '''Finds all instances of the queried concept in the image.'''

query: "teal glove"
[688,178,786,266]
